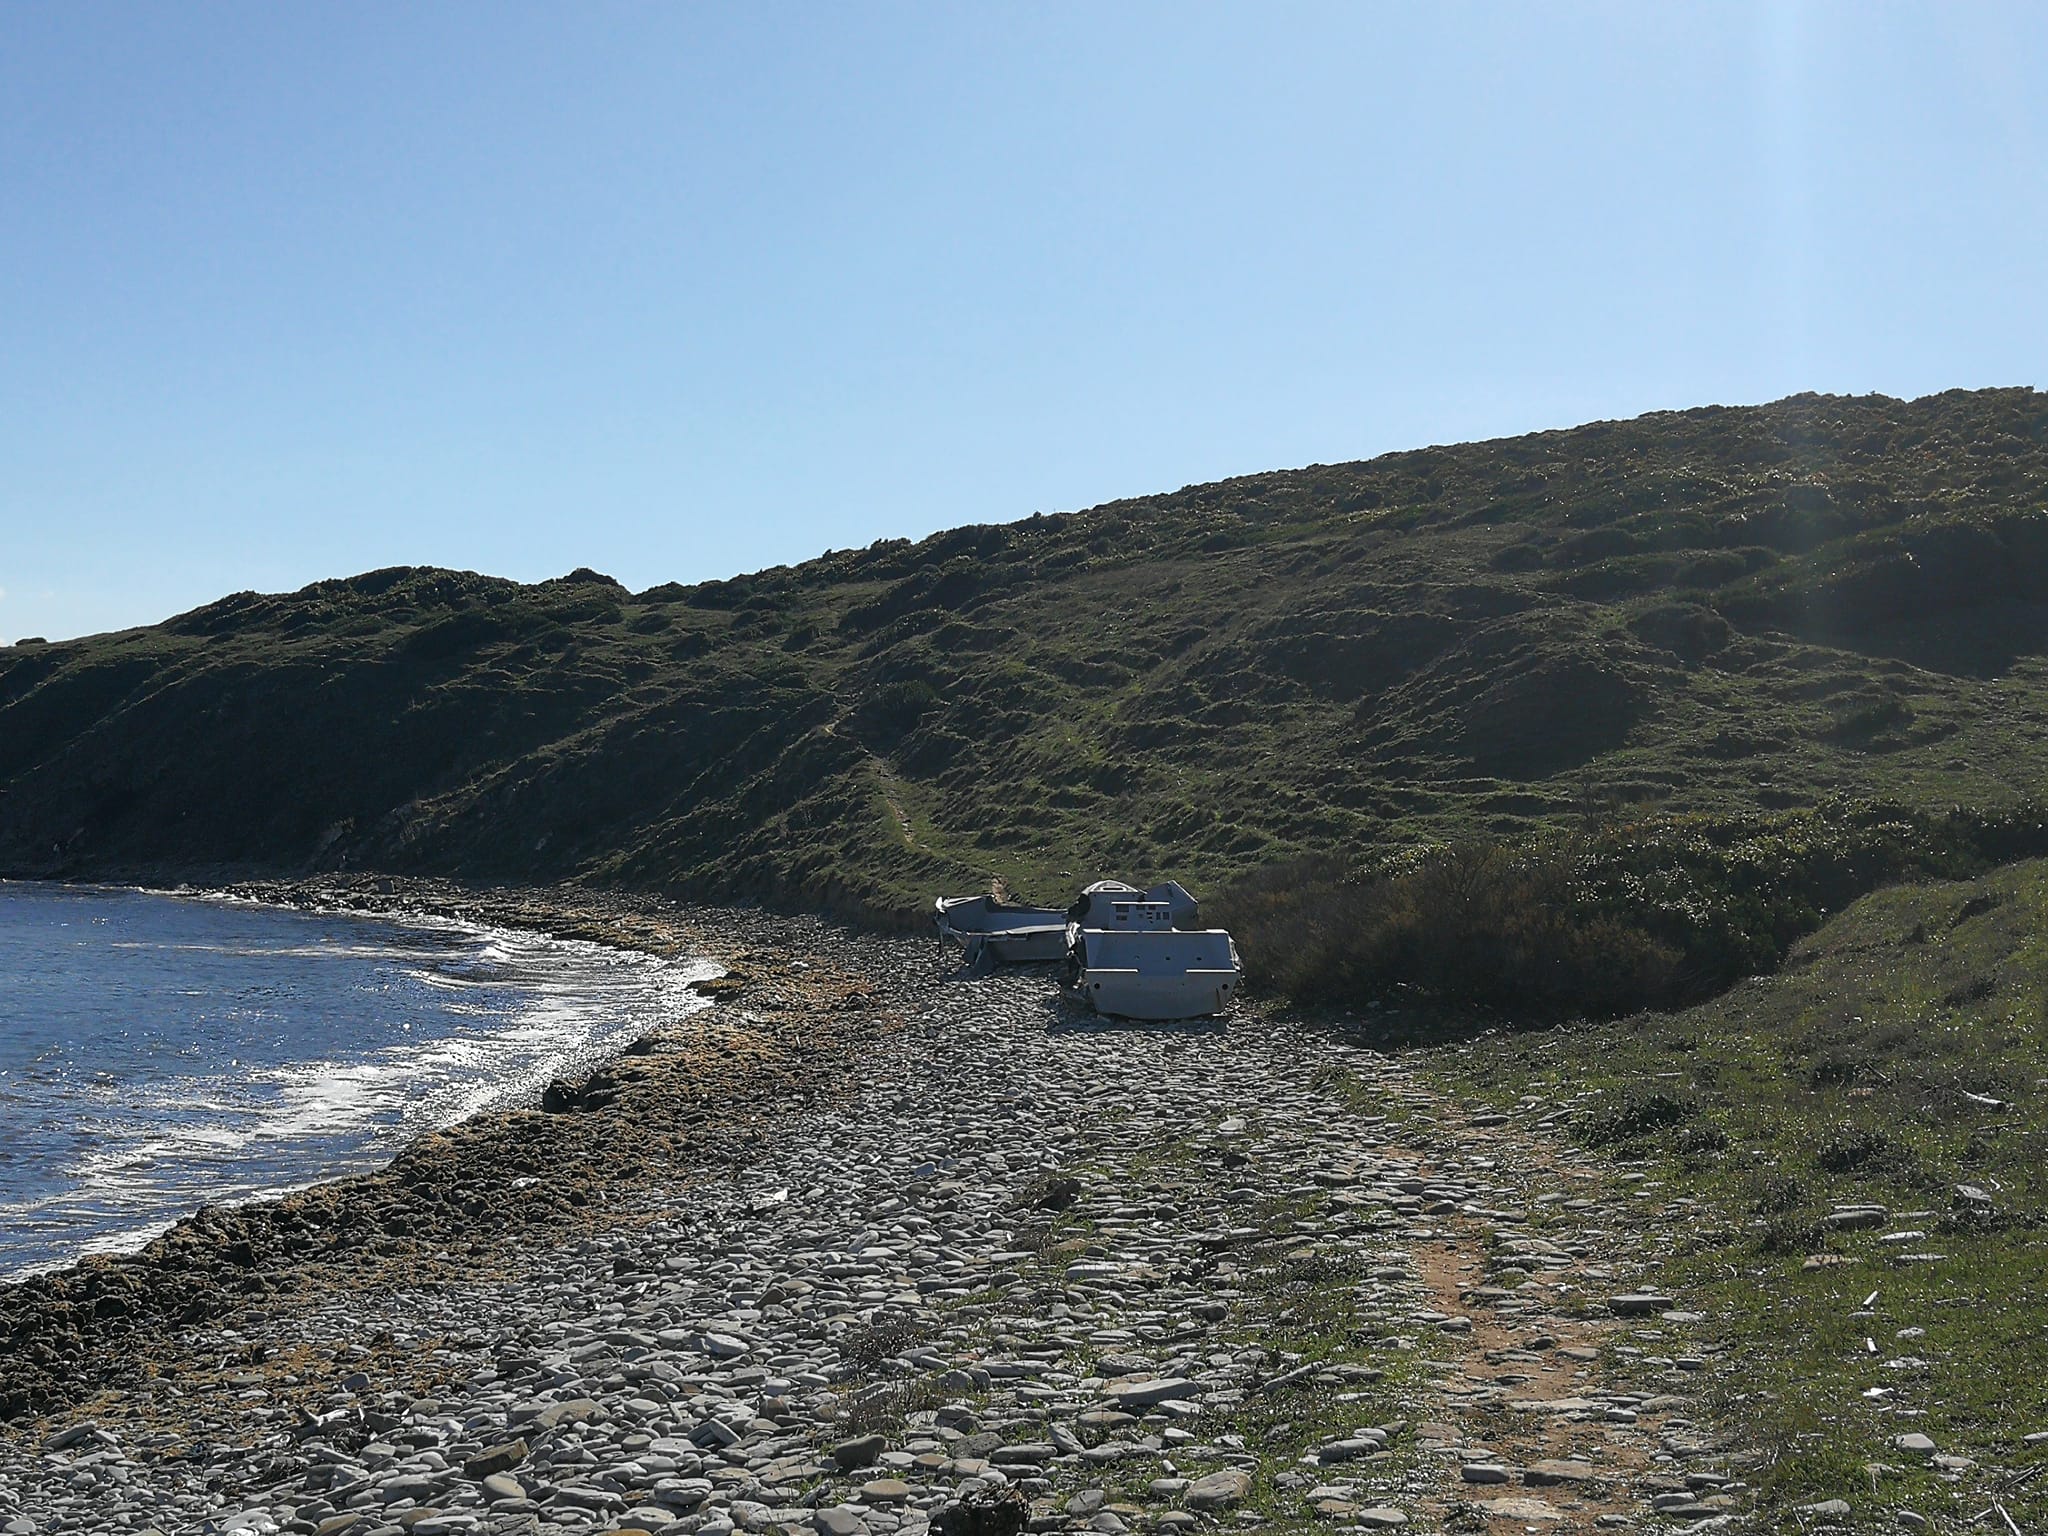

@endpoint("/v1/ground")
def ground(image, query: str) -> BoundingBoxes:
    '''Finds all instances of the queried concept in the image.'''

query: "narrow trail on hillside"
[0,958,1751,1535]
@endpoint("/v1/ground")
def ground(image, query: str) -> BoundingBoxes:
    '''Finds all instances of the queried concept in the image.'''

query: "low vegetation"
[1435,857,2048,1526]
[1216,800,2048,1020]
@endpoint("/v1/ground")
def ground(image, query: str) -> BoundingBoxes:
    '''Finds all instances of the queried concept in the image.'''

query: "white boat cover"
[1074,928,1236,974]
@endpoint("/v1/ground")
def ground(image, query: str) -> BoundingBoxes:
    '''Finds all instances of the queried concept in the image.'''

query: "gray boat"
[933,894,1070,966]
[1060,881,1240,1020]
[935,881,1226,1006]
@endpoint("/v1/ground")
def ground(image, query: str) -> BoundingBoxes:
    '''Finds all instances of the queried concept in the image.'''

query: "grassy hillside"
[7,387,2048,923]
[1437,857,2048,1526]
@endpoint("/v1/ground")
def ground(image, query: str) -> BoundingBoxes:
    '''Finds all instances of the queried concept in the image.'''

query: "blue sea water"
[0,882,716,1278]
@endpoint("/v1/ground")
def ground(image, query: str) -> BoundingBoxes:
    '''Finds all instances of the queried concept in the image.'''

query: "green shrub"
[1812,1125,1920,1183]
[1215,800,2048,1020]
[1580,1088,1698,1147]
[1673,1121,1731,1154]
[1759,1211,1825,1255]
[1214,845,1682,1017]
[1751,1173,1808,1214]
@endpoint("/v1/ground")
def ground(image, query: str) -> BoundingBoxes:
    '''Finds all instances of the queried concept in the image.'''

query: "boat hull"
[961,926,1068,964]
[934,896,1069,964]
[1063,924,1240,1020]
[1074,967,1239,1020]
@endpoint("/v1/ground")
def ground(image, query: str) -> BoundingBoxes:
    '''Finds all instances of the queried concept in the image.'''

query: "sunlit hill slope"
[6,388,2048,928]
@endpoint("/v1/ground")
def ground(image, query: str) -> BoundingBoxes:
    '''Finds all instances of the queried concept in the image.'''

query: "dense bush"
[1216,801,2048,1020]
[1214,845,1681,1017]
[1814,1126,1908,1176]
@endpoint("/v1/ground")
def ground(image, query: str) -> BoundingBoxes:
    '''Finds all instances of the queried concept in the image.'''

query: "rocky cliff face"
[6,388,2048,920]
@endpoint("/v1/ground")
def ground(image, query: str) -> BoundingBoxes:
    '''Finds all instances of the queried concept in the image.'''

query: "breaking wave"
[0,882,717,1278]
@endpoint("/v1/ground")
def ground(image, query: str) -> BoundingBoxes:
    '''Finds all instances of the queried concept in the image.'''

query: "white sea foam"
[0,888,720,1278]
[110,940,431,961]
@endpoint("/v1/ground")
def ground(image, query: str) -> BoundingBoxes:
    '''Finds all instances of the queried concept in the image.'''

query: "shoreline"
[0,874,914,1429]
[0,878,725,1286]
[0,900,1742,1536]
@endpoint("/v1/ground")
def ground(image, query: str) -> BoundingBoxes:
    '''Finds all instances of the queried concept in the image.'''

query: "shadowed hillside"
[6,387,2048,923]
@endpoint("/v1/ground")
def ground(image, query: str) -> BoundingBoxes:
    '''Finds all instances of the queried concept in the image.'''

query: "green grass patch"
[1430,856,2048,1527]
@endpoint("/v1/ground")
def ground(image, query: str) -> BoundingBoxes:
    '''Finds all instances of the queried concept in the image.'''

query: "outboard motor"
[1060,934,1087,989]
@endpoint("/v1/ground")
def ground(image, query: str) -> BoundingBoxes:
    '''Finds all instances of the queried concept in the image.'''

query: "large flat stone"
[1184,1470,1250,1511]
[832,1435,885,1470]
[1106,1377,1200,1409]
[1607,1292,1675,1316]
[1523,1460,1603,1486]
[463,1438,528,1479]
[514,1397,605,1430]
[1477,1497,1566,1523]
[481,1472,528,1506]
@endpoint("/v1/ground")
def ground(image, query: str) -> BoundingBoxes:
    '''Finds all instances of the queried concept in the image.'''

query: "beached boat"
[937,879,1243,1018]
[1061,880,1242,1020]
[933,893,1070,966]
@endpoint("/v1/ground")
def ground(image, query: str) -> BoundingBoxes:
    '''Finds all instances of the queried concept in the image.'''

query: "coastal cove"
[0,880,1757,1535]
[5,872,2048,1531]
[0,882,723,1279]
[0,879,903,1433]
[9,9,2047,1524]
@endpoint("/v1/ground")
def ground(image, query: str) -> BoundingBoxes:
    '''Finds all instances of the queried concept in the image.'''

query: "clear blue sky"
[4,3,2045,642]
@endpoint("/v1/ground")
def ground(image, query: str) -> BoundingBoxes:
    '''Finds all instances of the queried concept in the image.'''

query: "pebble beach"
[0,884,1748,1535]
